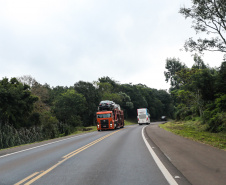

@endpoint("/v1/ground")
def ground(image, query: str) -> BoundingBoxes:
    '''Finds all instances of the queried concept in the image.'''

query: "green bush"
[208,112,226,133]
[175,106,192,120]
[202,96,226,133]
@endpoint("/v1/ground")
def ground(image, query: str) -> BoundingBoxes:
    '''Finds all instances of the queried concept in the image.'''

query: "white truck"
[137,108,150,125]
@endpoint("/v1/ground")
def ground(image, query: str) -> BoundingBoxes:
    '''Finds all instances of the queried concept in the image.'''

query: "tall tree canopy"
[74,81,100,126]
[179,0,226,55]
[0,78,38,128]
[164,58,187,90]
[53,89,87,127]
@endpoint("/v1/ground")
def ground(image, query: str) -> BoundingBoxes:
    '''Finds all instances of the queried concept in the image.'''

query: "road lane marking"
[24,160,67,185]
[0,132,94,159]
[62,134,111,158]
[63,130,121,159]
[14,172,40,185]
[18,129,123,185]
[142,127,178,185]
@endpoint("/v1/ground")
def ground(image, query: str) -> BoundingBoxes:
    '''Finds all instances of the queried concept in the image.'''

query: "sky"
[0,0,224,90]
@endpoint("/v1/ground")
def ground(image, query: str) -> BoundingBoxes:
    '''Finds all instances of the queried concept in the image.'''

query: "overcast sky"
[0,0,224,90]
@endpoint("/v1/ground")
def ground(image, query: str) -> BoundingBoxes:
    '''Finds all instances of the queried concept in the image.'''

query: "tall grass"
[0,124,44,149]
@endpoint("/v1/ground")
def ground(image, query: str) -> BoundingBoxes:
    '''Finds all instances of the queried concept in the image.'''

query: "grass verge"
[159,120,226,150]
[124,119,137,125]
[71,126,97,135]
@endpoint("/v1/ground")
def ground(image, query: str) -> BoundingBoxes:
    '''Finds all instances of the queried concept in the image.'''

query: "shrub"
[207,112,226,133]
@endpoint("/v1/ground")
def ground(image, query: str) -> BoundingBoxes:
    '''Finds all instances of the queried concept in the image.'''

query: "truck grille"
[101,119,109,128]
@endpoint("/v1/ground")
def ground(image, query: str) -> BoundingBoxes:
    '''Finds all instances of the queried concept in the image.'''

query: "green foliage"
[118,92,134,109]
[0,124,44,149]
[179,0,226,54]
[215,94,226,111]
[53,89,86,127]
[216,62,226,94]
[40,111,59,138]
[164,58,187,90]
[208,112,226,132]
[124,119,137,125]
[175,0,226,132]
[202,94,226,132]
[175,104,192,120]
[118,83,173,120]
[166,57,226,132]
[0,77,38,128]
[98,76,121,92]
[74,81,100,126]
[160,121,226,150]
[192,54,207,69]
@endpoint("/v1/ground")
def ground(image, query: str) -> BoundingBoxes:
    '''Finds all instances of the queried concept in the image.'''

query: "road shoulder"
[145,123,226,185]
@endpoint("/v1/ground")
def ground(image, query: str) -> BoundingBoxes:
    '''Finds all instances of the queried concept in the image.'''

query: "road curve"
[0,125,172,185]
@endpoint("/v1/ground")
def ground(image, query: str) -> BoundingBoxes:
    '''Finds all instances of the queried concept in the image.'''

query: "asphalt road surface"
[145,123,226,185]
[0,124,182,185]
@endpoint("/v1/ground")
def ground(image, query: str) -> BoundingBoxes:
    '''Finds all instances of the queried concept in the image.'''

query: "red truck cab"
[96,109,124,131]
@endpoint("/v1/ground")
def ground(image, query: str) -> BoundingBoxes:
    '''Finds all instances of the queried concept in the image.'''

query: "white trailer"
[137,108,150,125]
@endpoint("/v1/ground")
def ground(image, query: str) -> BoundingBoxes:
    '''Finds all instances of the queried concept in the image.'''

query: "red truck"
[96,108,124,131]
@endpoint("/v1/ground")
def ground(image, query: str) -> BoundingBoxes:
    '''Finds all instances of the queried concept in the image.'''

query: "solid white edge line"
[0,132,93,159]
[142,126,178,185]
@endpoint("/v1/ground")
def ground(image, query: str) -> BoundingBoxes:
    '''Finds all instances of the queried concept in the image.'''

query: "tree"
[117,92,134,119]
[18,75,52,111]
[216,61,226,94]
[164,58,187,90]
[156,89,174,118]
[174,66,216,117]
[118,92,134,109]
[96,81,123,104]
[0,77,38,127]
[74,81,100,126]
[53,89,86,127]
[98,76,119,92]
[17,75,37,87]
[179,0,226,55]
[50,86,68,103]
[192,54,207,69]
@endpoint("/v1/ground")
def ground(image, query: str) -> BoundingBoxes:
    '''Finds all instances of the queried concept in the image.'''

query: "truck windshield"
[97,114,111,118]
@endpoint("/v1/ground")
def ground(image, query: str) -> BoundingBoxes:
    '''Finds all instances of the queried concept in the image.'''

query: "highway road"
[0,124,181,185]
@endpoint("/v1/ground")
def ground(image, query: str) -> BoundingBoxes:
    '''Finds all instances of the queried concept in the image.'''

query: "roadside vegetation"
[159,120,226,150]
[160,0,226,150]
[0,76,171,149]
[124,119,137,126]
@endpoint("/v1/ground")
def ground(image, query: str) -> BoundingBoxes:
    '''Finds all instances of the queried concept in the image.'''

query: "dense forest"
[0,76,173,149]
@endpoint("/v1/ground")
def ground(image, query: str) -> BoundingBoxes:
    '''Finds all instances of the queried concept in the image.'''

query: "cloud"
[0,0,224,89]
